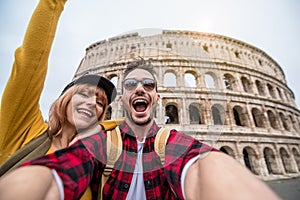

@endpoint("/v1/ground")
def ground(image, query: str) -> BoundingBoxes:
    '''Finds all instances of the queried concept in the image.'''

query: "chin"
[74,121,97,131]
[132,116,152,126]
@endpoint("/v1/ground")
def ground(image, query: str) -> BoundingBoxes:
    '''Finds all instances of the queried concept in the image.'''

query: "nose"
[86,95,97,106]
[135,82,145,93]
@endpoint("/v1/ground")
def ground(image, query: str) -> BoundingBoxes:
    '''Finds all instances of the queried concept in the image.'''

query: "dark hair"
[122,57,157,92]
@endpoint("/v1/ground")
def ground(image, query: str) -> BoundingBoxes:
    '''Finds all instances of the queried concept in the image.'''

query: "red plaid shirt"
[23,122,217,200]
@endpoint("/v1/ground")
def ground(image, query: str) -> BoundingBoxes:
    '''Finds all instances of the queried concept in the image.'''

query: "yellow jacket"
[0,0,121,199]
[0,0,122,163]
[0,0,65,164]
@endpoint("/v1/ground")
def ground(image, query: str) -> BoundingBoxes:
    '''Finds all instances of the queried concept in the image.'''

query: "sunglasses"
[123,78,156,91]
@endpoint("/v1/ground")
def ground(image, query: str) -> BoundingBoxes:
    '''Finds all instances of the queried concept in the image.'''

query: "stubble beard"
[126,104,156,126]
[125,110,152,126]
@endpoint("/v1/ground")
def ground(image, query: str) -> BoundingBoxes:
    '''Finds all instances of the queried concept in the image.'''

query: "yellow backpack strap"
[155,128,178,197]
[154,128,170,166]
[99,118,125,131]
[99,126,122,200]
[0,131,51,177]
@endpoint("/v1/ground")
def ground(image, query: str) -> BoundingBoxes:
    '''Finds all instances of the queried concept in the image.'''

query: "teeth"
[133,99,147,105]
[78,109,92,117]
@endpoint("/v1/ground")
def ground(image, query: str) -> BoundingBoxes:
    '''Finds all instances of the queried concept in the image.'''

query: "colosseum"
[74,30,300,181]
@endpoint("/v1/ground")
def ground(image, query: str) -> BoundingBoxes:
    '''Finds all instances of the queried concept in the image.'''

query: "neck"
[125,118,153,139]
[51,126,76,151]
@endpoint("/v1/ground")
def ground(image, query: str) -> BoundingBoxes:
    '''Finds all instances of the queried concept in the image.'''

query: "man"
[0,59,280,200]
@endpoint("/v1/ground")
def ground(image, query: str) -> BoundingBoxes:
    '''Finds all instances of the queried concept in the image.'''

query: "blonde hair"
[48,84,108,138]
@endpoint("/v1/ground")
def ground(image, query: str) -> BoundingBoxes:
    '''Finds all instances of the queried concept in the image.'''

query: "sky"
[0,0,299,119]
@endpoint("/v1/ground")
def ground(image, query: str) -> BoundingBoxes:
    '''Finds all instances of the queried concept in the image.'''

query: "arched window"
[290,115,298,131]
[189,104,201,124]
[232,106,248,126]
[251,108,265,128]
[267,83,276,98]
[205,73,215,88]
[243,147,259,175]
[277,87,284,101]
[267,110,279,129]
[280,148,294,173]
[212,104,225,125]
[110,75,118,88]
[263,147,277,174]
[164,72,176,87]
[184,72,196,87]
[292,148,300,171]
[220,146,235,158]
[241,77,252,93]
[223,74,235,90]
[165,104,179,124]
[279,113,290,131]
[255,80,265,96]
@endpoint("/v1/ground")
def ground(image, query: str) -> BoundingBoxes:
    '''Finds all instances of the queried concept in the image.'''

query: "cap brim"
[61,74,117,104]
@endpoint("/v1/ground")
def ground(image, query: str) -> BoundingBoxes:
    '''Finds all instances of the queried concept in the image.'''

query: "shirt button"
[145,180,152,189]
[124,183,129,189]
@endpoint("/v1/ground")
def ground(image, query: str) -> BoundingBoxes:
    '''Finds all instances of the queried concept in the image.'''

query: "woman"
[48,74,117,151]
[0,0,119,199]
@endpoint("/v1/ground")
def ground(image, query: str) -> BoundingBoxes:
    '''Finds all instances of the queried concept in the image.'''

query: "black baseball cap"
[61,74,117,104]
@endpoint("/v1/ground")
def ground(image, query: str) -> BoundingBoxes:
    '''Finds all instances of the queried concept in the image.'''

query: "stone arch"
[276,87,284,101]
[263,147,277,174]
[220,146,235,158]
[232,105,249,126]
[255,80,265,96]
[164,71,177,87]
[279,112,290,131]
[109,74,119,88]
[267,110,279,129]
[211,104,226,125]
[292,148,300,171]
[165,103,179,124]
[243,146,260,175]
[290,114,299,132]
[189,103,202,124]
[184,70,197,88]
[267,83,276,98]
[284,91,290,103]
[223,73,236,91]
[241,76,252,93]
[251,107,265,128]
[205,72,218,89]
[280,147,294,173]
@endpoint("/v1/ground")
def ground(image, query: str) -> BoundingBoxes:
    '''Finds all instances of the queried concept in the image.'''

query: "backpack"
[98,126,170,199]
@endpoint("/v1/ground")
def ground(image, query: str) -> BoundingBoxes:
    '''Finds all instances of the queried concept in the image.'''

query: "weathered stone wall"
[75,30,300,180]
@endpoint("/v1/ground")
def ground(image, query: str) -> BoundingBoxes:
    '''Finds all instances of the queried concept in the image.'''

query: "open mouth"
[77,108,94,118]
[132,99,149,113]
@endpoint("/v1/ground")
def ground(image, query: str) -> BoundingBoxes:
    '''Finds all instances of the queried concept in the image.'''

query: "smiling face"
[66,84,107,131]
[121,68,160,126]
